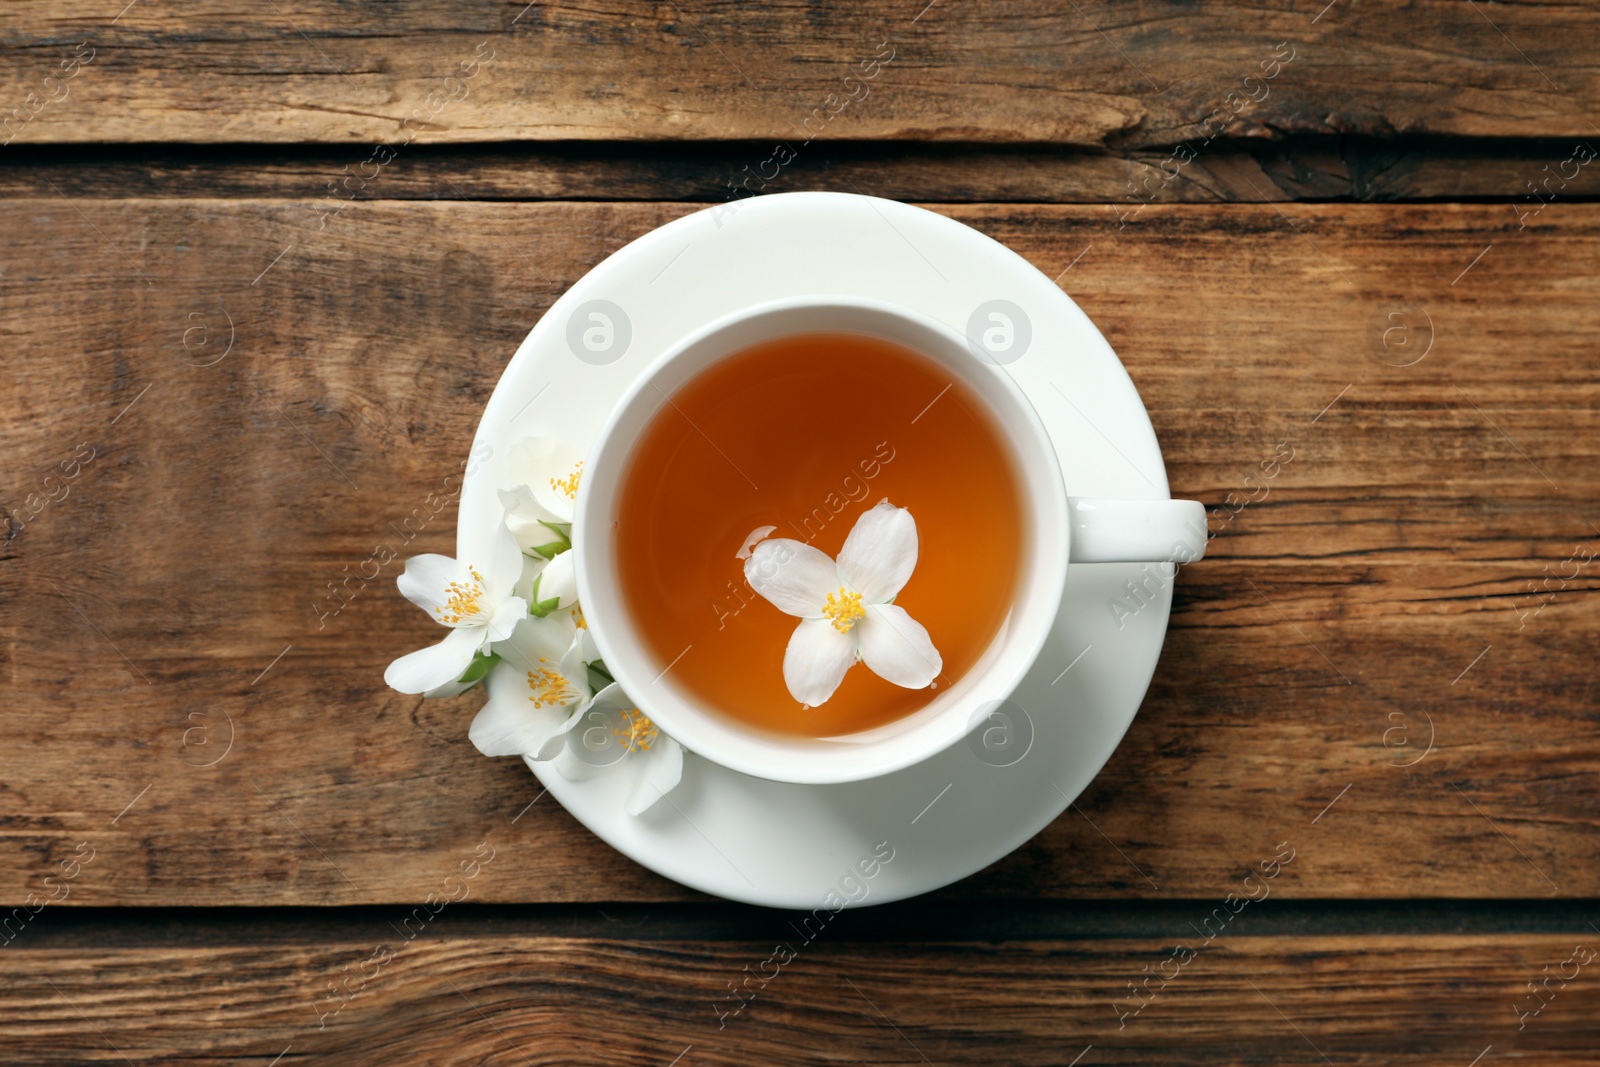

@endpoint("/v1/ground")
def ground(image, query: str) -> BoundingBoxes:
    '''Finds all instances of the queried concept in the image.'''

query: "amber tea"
[613,332,1025,738]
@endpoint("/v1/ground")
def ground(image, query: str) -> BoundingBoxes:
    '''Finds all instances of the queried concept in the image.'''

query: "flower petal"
[576,615,601,664]
[856,604,941,689]
[494,613,577,673]
[511,436,583,523]
[736,525,777,560]
[483,513,529,603]
[422,674,479,699]
[836,499,919,603]
[396,554,479,626]
[468,657,582,758]
[498,485,568,555]
[532,701,582,761]
[782,617,859,706]
[558,619,589,684]
[485,595,528,643]
[384,625,485,694]
[625,736,684,816]
[550,735,604,781]
[533,549,578,612]
[744,539,839,617]
[552,680,622,730]
[539,681,628,760]
[547,702,626,780]
[511,552,542,603]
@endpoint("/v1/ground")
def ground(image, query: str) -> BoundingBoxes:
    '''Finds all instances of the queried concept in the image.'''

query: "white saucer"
[458,192,1176,908]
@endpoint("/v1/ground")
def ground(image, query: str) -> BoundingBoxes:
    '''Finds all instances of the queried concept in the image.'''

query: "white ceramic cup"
[574,296,1204,785]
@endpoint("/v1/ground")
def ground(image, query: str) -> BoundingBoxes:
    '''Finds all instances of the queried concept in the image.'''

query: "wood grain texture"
[0,198,1595,905]
[4,3,1595,1060]
[3,931,1598,1064]
[6,138,1600,204]
[3,1,1600,147]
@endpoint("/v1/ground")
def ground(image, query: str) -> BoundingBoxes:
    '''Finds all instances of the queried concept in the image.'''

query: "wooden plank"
[0,199,1596,905]
[2,1,1600,147]
[2,931,1597,1063]
[5,139,1600,204]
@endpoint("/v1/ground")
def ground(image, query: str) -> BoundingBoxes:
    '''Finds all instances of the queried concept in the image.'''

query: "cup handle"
[1067,497,1208,564]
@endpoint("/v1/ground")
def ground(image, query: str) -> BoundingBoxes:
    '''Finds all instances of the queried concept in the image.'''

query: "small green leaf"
[457,650,501,684]
[529,521,573,558]
[530,542,569,561]
[526,571,563,617]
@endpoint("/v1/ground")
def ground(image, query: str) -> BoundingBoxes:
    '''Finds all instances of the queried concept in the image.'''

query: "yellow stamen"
[613,707,659,753]
[527,656,578,709]
[572,607,587,630]
[435,566,486,624]
[550,461,583,501]
[821,587,866,634]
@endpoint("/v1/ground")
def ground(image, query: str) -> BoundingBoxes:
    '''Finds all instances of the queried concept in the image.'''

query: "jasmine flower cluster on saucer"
[383,437,683,816]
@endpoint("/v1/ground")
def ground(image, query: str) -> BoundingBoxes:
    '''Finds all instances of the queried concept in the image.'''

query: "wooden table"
[3,2,1597,1062]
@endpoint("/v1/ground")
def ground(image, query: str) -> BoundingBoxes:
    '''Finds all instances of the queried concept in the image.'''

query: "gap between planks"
[13,900,1600,950]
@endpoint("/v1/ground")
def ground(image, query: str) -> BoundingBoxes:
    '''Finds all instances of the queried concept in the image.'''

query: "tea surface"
[614,332,1024,738]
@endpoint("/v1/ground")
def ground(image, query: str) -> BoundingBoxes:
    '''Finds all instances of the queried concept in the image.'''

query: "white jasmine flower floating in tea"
[744,499,942,707]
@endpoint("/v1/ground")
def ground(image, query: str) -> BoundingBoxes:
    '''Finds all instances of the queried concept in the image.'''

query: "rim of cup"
[572,295,1070,785]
